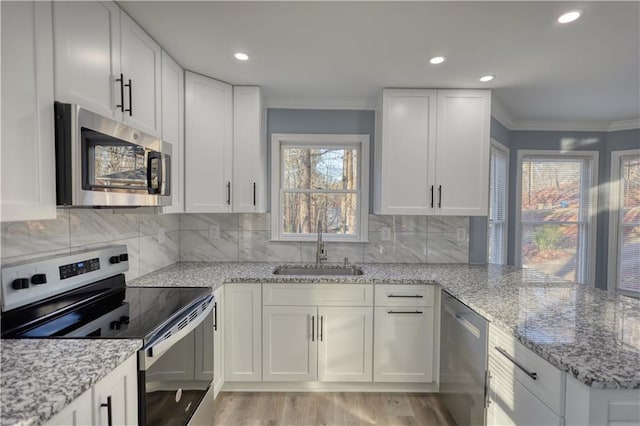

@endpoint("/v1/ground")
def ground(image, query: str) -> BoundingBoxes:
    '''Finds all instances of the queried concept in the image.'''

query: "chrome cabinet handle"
[387,294,423,298]
[387,310,423,314]
[495,346,538,380]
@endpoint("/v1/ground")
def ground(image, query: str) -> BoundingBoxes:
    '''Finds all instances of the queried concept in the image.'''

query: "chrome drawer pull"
[387,310,423,314]
[387,294,423,298]
[495,346,538,380]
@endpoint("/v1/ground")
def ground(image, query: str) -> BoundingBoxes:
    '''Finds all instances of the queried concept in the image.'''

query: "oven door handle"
[140,294,214,370]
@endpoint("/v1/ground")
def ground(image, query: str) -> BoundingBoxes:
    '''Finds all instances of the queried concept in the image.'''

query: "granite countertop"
[130,262,640,390]
[1,339,142,426]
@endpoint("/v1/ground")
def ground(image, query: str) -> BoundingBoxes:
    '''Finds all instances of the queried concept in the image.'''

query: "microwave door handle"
[147,152,162,194]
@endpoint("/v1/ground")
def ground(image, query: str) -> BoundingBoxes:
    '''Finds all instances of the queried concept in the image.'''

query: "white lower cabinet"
[263,305,318,382]
[224,283,262,381]
[45,354,138,426]
[93,354,138,426]
[212,286,224,397]
[373,307,434,382]
[262,284,374,383]
[318,306,373,382]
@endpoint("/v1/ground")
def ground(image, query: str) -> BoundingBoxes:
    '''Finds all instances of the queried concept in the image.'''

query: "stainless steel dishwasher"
[440,290,489,426]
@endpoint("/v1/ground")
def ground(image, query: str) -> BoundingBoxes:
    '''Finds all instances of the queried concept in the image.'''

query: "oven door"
[139,295,214,426]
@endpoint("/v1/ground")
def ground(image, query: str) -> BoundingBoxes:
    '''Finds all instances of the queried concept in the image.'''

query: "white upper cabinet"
[185,72,233,213]
[53,1,162,137]
[119,12,162,137]
[375,88,491,216]
[1,1,57,222]
[53,1,121,120]
[233,86,266,213]
[161,51,185,214]
[376,89,437,215]
[435,90,491,216]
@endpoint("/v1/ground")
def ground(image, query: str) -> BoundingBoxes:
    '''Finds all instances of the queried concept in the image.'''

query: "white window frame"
[515,150,599,286]
[488,139,509,265]
[270,133,369,242]
[607,149,640,296]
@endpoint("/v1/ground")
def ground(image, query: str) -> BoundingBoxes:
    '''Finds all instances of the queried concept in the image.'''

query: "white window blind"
[614,154,640,294]
[488,144,508,264]
[519,153,597,284]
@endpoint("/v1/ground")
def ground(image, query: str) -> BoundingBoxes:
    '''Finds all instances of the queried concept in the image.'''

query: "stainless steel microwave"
[54,102,172,207]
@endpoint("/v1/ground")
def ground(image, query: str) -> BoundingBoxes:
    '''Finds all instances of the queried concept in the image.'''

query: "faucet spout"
[316,219,328,265]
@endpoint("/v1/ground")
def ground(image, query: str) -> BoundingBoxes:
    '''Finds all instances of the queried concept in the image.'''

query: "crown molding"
[609,118,640,132]
[265,97,376,110]
[490,98,516,130]
[509,120,612,132]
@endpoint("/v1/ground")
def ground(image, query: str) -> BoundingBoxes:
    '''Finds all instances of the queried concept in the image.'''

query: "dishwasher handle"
[443,302,481,339]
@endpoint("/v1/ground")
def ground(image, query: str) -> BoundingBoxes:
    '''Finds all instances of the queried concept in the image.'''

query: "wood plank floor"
[212,392,457,426]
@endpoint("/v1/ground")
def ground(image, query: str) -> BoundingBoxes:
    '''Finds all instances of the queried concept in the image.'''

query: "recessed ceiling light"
[558,10,581,24]
[234,52,249,61]
[479,75,495,82]
[429,56,446,65]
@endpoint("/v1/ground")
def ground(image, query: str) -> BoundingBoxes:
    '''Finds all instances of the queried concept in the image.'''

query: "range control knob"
[110,320,122,330]
[119,253,129,262]
[119,315,130,325]
[31,274,47,285]
[11,278,29,290]
[109,256,121,265]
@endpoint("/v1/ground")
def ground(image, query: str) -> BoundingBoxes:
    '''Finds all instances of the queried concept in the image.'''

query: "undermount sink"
[272,265,364,276]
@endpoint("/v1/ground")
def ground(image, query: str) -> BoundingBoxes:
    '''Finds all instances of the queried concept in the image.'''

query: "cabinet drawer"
[374,285,434,307]
[488,324,565,416]
[263,284,373,306]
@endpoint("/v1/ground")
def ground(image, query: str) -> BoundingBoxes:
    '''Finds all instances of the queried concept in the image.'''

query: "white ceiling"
[119,1,640,129]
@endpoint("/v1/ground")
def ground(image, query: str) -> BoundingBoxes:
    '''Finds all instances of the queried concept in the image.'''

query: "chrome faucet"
[316,219,328,265]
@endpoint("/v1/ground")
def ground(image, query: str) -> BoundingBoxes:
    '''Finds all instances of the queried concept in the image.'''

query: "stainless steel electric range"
[1,245,216,425]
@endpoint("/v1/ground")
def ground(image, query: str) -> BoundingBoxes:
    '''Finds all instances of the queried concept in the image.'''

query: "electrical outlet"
[456,228,466,242]
[209,225,220,241]
[158,227,166,245]
[381,226,392,241]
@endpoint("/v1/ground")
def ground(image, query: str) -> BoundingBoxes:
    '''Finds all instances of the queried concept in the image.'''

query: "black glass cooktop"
[1,274,211,344]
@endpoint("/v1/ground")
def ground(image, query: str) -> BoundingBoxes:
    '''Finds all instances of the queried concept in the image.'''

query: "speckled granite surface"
[130,262,640,390]
[1,339,142,426]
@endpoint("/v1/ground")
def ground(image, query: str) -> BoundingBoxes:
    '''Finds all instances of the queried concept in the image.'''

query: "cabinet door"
[263,306,318,382]
[120,11,161,137]
[53,1,121,120]
[46,388,92,426]
[435,90,491,216]
[195,312,214,381]
[1,0,56,222]
[487,355,563,426]
[93,354,138,426]
[318,306,373,382]
[233,86,266,213]
[161,51,185,214]
[212,287,224,397]
[373,307,434,382]
[224,284,261,381]
[185,72,233,212]
[378,89,437,215]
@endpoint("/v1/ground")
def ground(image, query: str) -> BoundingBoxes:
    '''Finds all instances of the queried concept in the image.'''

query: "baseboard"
[221,381,438,393]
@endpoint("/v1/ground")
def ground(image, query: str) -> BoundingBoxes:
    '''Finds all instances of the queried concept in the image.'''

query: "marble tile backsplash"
[1,211,470,280]
[179,213,469,264]
[1,209,179,281]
